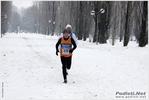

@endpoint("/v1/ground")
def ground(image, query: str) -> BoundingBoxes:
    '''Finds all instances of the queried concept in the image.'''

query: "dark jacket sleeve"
[71,38,77,50]
[55,38,61,52]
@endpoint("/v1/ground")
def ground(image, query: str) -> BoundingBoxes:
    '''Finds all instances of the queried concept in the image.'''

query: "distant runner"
[59,24,78,44]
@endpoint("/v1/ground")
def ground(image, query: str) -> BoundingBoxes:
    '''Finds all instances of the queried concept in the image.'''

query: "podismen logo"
[115,91,147,98]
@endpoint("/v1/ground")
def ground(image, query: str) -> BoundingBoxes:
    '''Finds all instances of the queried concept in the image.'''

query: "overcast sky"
[12,1,33,8]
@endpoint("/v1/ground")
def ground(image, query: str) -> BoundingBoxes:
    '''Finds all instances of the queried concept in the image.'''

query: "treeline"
[3,1,148,47]
[1,1,12,38]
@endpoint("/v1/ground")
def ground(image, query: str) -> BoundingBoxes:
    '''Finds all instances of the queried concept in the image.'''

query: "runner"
[55,29,77,83]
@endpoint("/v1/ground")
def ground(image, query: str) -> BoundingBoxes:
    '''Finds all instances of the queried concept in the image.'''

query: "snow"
[0,33,148,99]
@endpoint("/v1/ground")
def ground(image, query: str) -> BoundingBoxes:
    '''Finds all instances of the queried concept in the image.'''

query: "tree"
[1,1,12,37]
[123,1,131,46]
[7,1,147,47]
[139,1,148,47]
[10,8,21,33]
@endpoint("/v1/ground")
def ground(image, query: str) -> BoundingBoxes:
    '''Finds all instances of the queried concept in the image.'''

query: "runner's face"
[67,27,71,32]
[63,32,69,38]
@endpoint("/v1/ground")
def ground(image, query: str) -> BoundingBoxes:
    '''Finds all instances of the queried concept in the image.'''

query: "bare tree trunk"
[139,1,148,47]
[98,2,107,44]
[51,2,56,36]
[93,1,98,43]
[78,1,83,40]
[124,1,131,46]
[120,2,124,42]
[105,1,110,40]
[1,1,12,37]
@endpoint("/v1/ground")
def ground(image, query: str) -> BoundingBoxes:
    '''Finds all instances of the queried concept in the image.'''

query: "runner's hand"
[69,49,73,53]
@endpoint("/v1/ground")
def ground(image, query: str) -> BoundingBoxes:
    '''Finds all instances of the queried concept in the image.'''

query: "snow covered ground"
[0,33,148,99]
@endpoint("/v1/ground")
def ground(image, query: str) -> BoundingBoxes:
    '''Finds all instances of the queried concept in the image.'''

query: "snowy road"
[0,33,148,99]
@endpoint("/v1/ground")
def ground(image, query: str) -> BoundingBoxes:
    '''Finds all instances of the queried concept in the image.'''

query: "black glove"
[69,49,73,53]
[56,50,59,56]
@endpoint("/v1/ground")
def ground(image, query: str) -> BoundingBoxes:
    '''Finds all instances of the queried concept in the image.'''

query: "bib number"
[62,48,69,54]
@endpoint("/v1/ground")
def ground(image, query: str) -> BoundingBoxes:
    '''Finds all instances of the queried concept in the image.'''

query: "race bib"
[61,44,72,55]
[62,48,69,54]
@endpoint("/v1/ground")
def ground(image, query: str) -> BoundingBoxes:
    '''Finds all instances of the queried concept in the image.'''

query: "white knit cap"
[66,24,72,29]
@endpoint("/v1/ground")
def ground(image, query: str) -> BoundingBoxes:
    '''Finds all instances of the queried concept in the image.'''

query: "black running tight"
[60,56,72,80]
